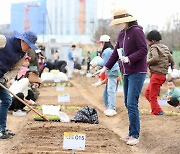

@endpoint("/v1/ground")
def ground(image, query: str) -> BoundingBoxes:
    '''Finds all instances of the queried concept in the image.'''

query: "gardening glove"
[95,66,102,72]
[0,77,7,85]
[96,66,106,76]
[92,81,102,87]
[121,56,129,63]
[90,61,98,67]
[29,99,36,105]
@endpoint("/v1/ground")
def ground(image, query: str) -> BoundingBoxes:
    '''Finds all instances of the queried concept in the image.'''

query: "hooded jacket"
[147,43,174,75]
[105,25,147,75]
[98,48,119,70]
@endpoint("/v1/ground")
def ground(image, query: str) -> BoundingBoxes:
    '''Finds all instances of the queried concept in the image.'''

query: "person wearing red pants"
[145,30,174,115]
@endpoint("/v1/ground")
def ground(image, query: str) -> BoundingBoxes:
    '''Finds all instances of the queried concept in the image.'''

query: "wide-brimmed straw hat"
[109,9,136,26]
[14,30,38,50]
[28,71,42,84]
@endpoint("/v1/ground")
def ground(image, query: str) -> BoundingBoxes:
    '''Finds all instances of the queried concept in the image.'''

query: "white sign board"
[42,105,60,115]
[56,86,65,92]
[158,99,168,106]
[54,78,61,83]
[58,94,70,103]
[63,132,86,150]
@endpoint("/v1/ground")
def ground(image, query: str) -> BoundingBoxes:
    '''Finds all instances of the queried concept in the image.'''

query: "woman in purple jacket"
[98,9,148,145]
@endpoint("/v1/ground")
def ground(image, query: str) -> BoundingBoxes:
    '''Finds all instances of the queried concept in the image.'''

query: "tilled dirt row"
[1,76,134,154]
[1,75,180,154]
[8,122,131,154]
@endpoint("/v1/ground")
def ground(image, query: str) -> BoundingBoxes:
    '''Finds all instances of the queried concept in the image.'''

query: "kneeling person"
[165,80,180,108]
[9,71,42,115]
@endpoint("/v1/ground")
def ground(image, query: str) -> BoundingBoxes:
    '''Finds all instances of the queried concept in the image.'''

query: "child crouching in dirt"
[163,79,180,108]
[8,71,42,116]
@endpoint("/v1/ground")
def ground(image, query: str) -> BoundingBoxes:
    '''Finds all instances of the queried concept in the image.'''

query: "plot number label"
[63,132,86,150]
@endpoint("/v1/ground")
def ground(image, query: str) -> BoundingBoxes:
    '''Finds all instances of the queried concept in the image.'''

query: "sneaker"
[127,137,139,146]
[21,108,28,112]
[5,129,15,136]
[158,111,164,115]
[120,136,131,142]
[0,130,12,139]
[12,110,27,116]
[104,109,117,117]
[176,105,180,109]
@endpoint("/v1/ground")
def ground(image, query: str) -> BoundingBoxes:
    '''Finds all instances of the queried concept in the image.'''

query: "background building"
[10,0,97,44]
[44,0,97,44]
[10,0,97,61]
[10,0,46,35]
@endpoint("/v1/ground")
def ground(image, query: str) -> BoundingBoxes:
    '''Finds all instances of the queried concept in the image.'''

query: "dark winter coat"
[0,36,25,78]
[147,43,174,75]
[105,25,147,75]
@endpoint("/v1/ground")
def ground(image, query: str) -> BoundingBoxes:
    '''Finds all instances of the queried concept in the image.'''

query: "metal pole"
[72,149,75,154]
[43,11,45,43]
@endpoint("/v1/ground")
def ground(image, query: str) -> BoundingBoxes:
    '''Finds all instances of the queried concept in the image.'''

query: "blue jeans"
[0,83,12,131]
[123,73,146,139]
[103,76,118,110]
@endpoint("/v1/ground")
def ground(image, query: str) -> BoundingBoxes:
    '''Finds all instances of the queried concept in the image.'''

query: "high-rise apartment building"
[11,0,46,35]
[10,0,97,43]
[46,0,97,35]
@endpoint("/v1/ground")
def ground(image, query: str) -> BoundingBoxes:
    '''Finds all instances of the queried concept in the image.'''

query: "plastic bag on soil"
[71,106,99,124]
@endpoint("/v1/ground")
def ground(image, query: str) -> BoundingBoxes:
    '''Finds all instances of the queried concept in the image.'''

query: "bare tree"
[0,24,13,36]
[92,19,119,46]
[161,13,180,51]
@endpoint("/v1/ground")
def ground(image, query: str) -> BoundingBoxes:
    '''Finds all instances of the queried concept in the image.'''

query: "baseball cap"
[97,35,110,44]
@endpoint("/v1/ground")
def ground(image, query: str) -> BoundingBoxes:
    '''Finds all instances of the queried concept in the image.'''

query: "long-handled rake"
[0,83,48,121]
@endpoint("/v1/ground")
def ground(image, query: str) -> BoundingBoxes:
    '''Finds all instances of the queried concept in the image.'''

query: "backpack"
[71,106,99,124]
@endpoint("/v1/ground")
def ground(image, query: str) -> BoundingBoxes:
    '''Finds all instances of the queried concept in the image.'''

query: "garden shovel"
[0,83,48,121]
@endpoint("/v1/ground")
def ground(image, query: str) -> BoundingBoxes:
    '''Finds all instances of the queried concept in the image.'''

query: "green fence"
[82,51,98,60]
[173,51,180,69]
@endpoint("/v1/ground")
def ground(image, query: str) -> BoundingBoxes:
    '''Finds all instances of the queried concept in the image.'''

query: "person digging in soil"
[8,71,42,116]
[0,30,38,139]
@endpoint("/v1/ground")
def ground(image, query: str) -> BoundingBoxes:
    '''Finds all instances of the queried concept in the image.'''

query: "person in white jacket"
[8,71,42,115]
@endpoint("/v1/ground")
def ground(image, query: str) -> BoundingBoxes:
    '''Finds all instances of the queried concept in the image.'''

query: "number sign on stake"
[63,132,86,151]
